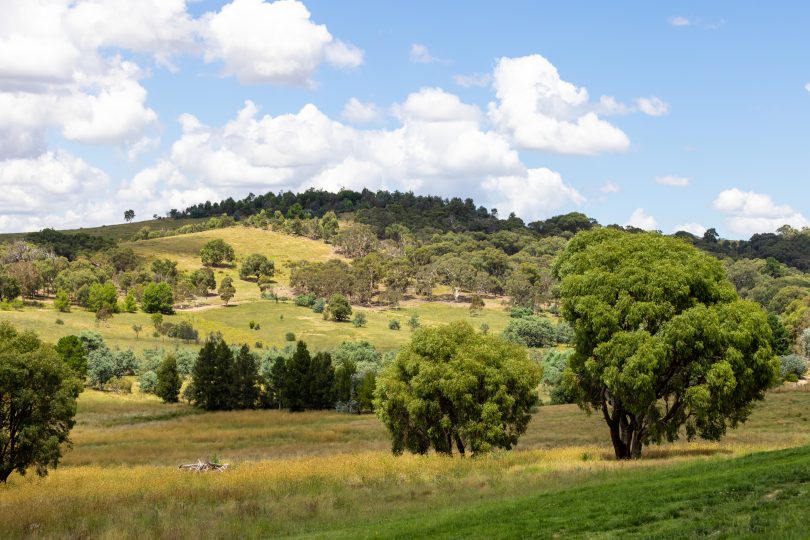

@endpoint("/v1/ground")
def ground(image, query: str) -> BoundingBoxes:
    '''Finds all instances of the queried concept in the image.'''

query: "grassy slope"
[1,387,808,539]
[0,218,208,243]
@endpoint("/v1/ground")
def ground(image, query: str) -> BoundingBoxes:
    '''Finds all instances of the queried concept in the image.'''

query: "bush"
[541,349,575,404]
[141,282,174,314]
[407,313,421,331]
[165,320,199,342]
[285,332,296,342]
[312,298,325,313]
[200,239,235,267]
[294,294,316,307]
[54,290,70,313]
[388,319,400,331]
[87,282,118,313]
[779,355,808,380]
[352,312,367,328]
[107,377,132,394]
[555,321,574,344]
[327,294,352,322]
[480,323,490,335]
[510,307,534,319]
[502,316,556,348]
[155,355,181,403]
[55,318,64,325]
[138,370,158,394]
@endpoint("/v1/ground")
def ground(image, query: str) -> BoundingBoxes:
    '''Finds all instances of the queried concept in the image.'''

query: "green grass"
[0,218,208,243]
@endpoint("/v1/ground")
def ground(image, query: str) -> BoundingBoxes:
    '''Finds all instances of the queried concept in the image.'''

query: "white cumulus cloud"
[202,0,363,86]
[453,73,492,88]
[341,98,383,124]
[487,54,631,155]
[625,208,658,230]
[636,97,669,116]
[655,175,690,187]
[713,188,810,236]
[409,43,447,64]
[673,223,706,236]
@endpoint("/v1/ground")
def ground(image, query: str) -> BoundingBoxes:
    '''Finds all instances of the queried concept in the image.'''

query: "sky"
[1,0,809,238]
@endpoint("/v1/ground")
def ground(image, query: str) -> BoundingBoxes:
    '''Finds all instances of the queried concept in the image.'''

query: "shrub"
[502,316,556,348]
[54,290,70,313]
[388,319,401,331]
[480,323,490,335]
[285,332,296,342]
[541,349,575,404]
[113,349,139,376]
[779,355,808,380]
[555,321,574,344]
[352,312,367,328]
[87,282,118,313]
[200,239,235,267]
[469,294,485,316]
[107,377,132,394]
[255,341,263,349]
[510,307,534,319]
[155,355,182,403]
[312,298,325,313]
[326,294,352,322]
[295,294,316,307]
[138,370,158,394]
[407,313,421,331]
[55,318,64,325]
[165,320,199,342]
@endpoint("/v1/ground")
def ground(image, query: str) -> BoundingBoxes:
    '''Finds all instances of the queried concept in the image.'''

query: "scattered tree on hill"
[218,276,236,305]
[239,253,274,281]
[124,209,135,223]
[501,316,556,348]
[326,293,352,321]
[151,259,178,283]
[0,323,80,482]
[200,239,235,267]
[189,267,217,296]
[375,321,541,456]
[132,323,142,339]
[87,281,118,313]
[141,282,174,314]
[155,355,181,403]
[278,341,335,411]
[54,290,70,312]
[0,274,21,301]
[553,229,779,460]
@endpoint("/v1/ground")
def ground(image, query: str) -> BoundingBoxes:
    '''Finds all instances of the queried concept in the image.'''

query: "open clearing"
[1,386,809,539]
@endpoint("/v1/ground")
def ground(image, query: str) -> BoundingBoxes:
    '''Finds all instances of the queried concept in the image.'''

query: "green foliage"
[279,342,335,412]
[190,338,234,411]
[800,328,810,358]
[55,335,88,378]
[479,322,490,335]
[327,293,352,322]
[87,281,118,313]
[311,298,325,313]
[554,229,779,459]
[375,321,541,455]
[778,355,807,380]
[352,312,367,328]
[138,370,158,394]
[231,345,259,409]
[239,253,274,280]
[294,294,316,307]
[200,238,235,267]
[122,291,138,313]
[218,276,236,305]
[284,332,296,342]
[141,282,174,314]
[155,355,182,403]
[407,313,420,331]
[0,274,21,301]
[540,349,574,405]
[87,348,116,389]
[356,371,377,413]
[189,267,217,295]
[469,294,485,316]
[388,319,400,331]
[502,316,556,348]
[150,259,178,282]
[0,323,80,482]
[54,290,71,312]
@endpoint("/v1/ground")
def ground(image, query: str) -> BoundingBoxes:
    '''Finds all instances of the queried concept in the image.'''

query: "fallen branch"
[178,459,229,473]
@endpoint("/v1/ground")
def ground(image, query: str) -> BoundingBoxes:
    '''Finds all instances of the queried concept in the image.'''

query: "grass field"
[1,386,808,539]
[0,218,209,243]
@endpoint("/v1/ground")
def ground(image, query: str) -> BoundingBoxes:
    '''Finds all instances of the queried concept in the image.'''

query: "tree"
[308,352,335,409]
[767,314,791,356]
[375,321,540,456]
[239,254,274,281]
[553,229,779,459]
[469,294,485,316]
[200,239,235,267]
[0,323,80,482]
[283,341,312,412]
[87,347,116,389]
[55,335,88,378]
[352,312,367,327]
[122,291,138,313]
[0,274,20,302]
[232,345,259,409]
[218,276,236,305]
[87,281,118,313]
[124,209,135,223]
[141,282,174,314]
[191,338,234,411]
[326,293,352,321]
[132,324,143,339]
[155,355,181,403]
[189,267,216,296]
[501,316,556,348]
[319,210,340,241]
[151,259,178,283]
[54,290,71,312]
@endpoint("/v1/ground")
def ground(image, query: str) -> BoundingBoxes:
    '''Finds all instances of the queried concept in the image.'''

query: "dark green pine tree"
[767,313,791,356]
[232,345,259,409]
[263,356,287,409]
[309,352,335,409]
[283,341,312,412]
[191,338,234,410]
[155,355,182,403]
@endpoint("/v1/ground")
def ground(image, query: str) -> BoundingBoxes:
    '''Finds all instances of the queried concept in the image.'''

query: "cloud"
[126,89,582,223]
[453,73,492,88]
[669,16,691,27]
[625,208,658,230]
[600,181,620,193]
[341,98,383,124]
[636,97,669,116]
[409,43,447,65]
[487,54,631,155]
[805,82,810,93]
[713,188,810,236]
[655,175,690,187]
[673,223,706,236]
[202,0,363,86]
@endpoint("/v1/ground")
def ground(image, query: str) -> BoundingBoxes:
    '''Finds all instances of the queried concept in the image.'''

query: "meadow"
[1,385,808,538]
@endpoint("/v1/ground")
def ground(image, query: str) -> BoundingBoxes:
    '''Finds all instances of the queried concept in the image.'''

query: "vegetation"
[200,238,235,267]
[141,282,174,314]
[375,321,541,455]
[554,229,779,459]
[0,323,80,482]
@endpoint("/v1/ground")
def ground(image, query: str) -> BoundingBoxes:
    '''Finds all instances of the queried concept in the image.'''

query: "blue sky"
[1,0,808,237]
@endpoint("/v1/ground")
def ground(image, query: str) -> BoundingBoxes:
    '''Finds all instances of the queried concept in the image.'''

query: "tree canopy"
[553,229,779,459]
[200,239,235,267]
[374,321,540,456]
